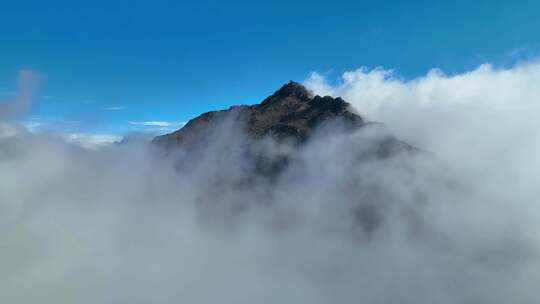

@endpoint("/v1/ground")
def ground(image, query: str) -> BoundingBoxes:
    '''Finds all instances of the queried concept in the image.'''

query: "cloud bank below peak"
[2,62,540,303]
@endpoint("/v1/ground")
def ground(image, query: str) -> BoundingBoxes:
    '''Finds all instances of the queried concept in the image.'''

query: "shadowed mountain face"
[154,81,409,152]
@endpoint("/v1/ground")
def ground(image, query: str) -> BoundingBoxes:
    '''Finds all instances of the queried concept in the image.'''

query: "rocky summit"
[154,81,413,158]
[160,82,362,142]
[153,80,414,181]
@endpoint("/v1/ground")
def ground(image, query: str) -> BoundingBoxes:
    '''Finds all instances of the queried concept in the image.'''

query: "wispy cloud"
[23,121,45,131]
[0,70,42,120]
[129,121,186,127]
[65,133,122,149]
[102,106,127,111]
[22,116,82,133]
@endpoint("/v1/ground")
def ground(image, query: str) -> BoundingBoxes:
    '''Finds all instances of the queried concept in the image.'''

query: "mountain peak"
[152,81,414,182]
[154,81,364,147]
[154,81,417,156]
[264,81,312,102]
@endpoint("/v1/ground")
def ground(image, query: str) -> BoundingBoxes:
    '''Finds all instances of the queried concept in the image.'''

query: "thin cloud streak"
[102,106,127,111]
[129,121,186,127]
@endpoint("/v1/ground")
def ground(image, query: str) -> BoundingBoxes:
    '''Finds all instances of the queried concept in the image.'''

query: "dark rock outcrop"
[154,81,368,148]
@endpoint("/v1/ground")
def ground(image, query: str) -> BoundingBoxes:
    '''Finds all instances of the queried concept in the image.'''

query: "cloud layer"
[2,62,540,303]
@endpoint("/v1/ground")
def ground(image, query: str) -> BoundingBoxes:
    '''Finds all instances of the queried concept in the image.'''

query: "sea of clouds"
[1,62,540,303]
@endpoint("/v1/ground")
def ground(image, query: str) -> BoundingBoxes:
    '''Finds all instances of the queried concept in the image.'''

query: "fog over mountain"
[2,62,540,303]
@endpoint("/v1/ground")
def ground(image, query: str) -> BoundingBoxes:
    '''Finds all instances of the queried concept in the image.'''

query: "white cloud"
[2,62,540,303]
[0,122,24,139]
[129,121,186,128]
[305,61,540,173]
[22,120,44,131]
[129,121,171,127]
[64,133,122,149]
[102,106,127,111]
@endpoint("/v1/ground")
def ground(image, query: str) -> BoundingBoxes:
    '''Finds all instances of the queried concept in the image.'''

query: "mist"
[2,63,540,303]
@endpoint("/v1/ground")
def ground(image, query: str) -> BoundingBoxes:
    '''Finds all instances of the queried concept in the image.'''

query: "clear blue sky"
[1,0,539,135]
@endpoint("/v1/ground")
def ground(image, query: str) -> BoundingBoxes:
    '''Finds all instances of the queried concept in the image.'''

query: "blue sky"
[1,0,539,136]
